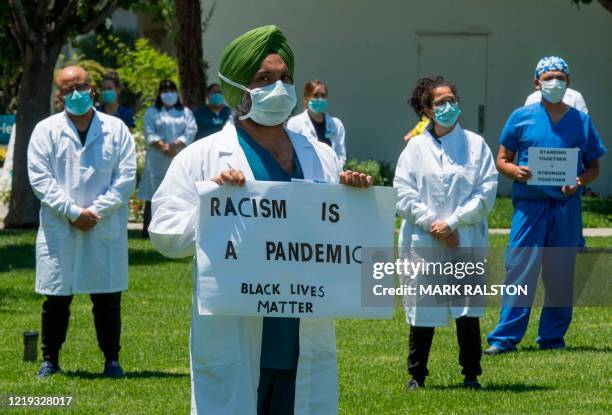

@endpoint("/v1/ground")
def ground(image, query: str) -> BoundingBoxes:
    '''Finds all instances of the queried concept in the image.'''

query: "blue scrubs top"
[193,105,231,140]
[236,126,303,370]
[499,103,606,200]
[95,104,135,129]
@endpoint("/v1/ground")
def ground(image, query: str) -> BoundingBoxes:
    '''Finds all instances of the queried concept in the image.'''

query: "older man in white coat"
[149,26,372,415]
[28,66,136,378]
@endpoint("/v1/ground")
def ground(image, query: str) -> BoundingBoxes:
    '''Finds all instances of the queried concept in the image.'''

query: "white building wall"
[202,0,612,195]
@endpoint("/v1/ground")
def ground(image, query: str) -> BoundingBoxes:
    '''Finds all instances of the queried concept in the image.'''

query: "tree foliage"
[343,159,394,187]
[0,7,23,113]
[116,38,179,109]
[571,0,612,13]
[3,0,143,228]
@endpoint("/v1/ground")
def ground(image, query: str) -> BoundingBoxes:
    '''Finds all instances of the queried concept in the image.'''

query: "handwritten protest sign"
[194,180,396,319]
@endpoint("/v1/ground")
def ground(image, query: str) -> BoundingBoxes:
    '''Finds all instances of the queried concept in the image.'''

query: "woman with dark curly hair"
[403,78,434,142]
[394,76,498,390]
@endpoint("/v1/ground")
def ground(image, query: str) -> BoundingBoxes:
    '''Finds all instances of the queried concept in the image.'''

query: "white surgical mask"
[161,91,178,107]
[219,73,296,126]
[540,79,567,104]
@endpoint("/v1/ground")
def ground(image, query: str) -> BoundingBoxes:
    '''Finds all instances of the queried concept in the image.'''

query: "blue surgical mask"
[433,102,461,128]
[101,89,117,104]
[219,73,297,126]
[540,79,567,104]
[64,89,93,116]
[308,98,328,114]
[209,93,224,106]
[161,91,178,107]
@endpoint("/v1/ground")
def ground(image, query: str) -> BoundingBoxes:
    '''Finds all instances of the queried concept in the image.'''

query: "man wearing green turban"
[149,25,373,415]
[219,25,295,109]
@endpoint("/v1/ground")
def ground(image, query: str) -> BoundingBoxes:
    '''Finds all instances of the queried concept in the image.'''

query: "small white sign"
[527,147,579,186]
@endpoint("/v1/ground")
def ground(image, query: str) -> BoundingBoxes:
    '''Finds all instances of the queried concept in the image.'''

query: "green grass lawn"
[0,231,610,414]
[487,197,612,228]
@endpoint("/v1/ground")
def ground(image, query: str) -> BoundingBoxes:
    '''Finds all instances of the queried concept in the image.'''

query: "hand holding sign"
[561,177,582,196]
[212,169,246,186]
[340,170,374,188]
[513,165,532,183]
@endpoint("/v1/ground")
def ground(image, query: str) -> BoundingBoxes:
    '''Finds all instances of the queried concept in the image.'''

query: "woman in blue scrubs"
[485,56,607,355]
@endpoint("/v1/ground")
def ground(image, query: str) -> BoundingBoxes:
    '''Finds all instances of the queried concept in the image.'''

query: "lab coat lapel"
[288,130,317,180]
[216,121,255,180]
[422,128,443,159]
[324,112,336,138]
[83,111,103,149]
[302,110,317,139]
[61,111,82,147]
[61,110,102,148]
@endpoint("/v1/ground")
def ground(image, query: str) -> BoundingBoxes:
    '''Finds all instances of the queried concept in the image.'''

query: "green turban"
[219,25,295,108]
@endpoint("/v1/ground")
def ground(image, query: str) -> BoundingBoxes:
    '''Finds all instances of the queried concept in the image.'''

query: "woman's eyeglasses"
[433,97,459,107]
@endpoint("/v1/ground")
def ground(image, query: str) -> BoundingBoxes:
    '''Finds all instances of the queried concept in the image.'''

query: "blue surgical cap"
[535,56,570,80]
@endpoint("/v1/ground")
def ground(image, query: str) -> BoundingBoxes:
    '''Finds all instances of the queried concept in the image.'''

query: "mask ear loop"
[219,73,254,121]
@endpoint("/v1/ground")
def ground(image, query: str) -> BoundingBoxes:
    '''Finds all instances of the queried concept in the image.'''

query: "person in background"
[149,25,372,415]
[485,56,607,356]
[287,80,347,166]
[193,83,231,140]
[394,76,498,390]
[403,85,431,142]
[96,71,135,130]
[138,79,197,238]
[28,66,136,378]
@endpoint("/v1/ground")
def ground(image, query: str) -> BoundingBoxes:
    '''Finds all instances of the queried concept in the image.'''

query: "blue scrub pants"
[487,197,581,351]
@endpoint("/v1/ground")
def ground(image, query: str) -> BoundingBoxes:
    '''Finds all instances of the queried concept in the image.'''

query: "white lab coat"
[27,110,136,295]
[287,110,347,166]
[138,106,197,200]
[394,124,497,327]
[524,87,588,113]
[149,119,342,415]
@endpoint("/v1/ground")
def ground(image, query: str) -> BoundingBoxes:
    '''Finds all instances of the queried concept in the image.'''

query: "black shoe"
[483,345,510,356]
[37,361,60,378]
[405,378,424,390]
[103,361,125,379]
[463,379,482,390]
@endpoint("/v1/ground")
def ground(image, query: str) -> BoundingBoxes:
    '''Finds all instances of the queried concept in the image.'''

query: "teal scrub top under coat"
[236,126,303,370]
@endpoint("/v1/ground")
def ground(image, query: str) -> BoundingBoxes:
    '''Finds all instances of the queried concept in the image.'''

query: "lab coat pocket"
[192,315,241,367]
[95,214,120,240]
[96,142,115,173]
[35,241,65,293]
[39,208,71,243]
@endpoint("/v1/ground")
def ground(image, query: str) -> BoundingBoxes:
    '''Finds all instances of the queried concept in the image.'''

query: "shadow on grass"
[430,383,552,392]
[64,369,188,379]
[519,345,612,353]
[0,286,40,311]
[128,248,186,266]
[0,233,181,269]
[0,243,36,272]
